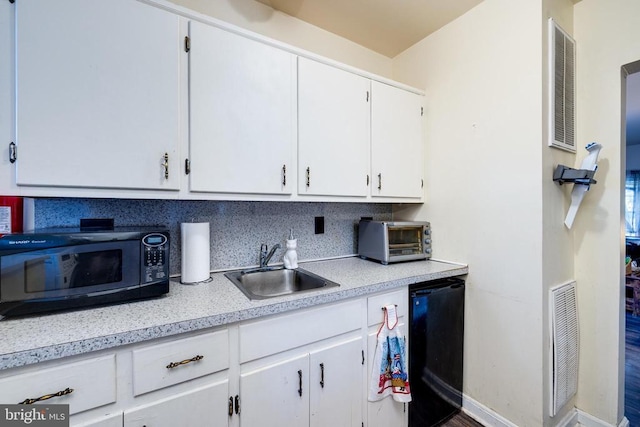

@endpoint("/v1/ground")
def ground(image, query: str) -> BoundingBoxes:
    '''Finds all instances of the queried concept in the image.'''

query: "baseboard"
[462,396,629,427]
[462,395,518,427]
[576,410,629,427]
[557,408,579,427]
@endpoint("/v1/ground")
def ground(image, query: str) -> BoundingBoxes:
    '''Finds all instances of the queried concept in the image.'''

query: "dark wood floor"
[626,312,640,426]
[441,412,484,427]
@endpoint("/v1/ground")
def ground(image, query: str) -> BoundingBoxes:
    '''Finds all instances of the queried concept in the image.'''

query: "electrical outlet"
[315,216,325,234]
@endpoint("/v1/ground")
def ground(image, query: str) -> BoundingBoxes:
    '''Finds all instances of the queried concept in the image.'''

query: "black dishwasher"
[409,277,465,426]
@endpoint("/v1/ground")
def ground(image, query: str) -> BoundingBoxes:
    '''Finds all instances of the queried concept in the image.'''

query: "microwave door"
[0,241,140,302]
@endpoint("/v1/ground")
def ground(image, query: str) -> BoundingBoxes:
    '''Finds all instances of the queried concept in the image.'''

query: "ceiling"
[253,0,484,58]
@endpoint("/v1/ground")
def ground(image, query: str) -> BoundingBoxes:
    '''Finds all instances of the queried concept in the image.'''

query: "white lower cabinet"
[238,337,363,427]
[0,289,411,427]
[0,355,117,415]
[237,298,365,427]
[240,353,309,427]
[123,381,229,427]
[309,338,363,427]
[74,413,123,427]
[366,289,410,427]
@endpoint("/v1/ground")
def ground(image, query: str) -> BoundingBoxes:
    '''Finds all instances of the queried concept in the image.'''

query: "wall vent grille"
[550,281,578,417]
[549,18,576,152]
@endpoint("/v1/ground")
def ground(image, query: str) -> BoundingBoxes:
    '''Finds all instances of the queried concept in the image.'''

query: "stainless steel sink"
[225,267,339,300]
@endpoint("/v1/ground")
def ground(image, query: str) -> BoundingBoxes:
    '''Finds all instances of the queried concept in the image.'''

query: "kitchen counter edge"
[0,257,467,371]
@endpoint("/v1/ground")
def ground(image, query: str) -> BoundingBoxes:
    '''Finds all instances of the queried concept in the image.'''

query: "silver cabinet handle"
[282,165,286,186]
[378,173,382,190]
[9,142,16,163]
[162,153,169,180]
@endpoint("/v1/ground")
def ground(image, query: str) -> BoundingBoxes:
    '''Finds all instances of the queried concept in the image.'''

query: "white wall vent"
[550,281,579,417]
[548,18,576,152]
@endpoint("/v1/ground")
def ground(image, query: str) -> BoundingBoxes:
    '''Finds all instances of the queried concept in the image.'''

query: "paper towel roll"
[181,222,211,284]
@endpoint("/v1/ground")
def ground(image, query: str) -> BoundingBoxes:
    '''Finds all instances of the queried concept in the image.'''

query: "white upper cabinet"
[15,0,182,191]
[298,58,370,198]
[188,21,296,195]
[371,81,424,199]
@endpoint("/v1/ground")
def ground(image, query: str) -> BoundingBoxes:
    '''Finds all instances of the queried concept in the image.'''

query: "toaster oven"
[358,220,431,264]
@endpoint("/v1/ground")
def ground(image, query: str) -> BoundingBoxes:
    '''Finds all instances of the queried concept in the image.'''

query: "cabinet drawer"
[367,288,408,326]
[0,355,116,415]
[132,329,229,396]
[239,299,361,363]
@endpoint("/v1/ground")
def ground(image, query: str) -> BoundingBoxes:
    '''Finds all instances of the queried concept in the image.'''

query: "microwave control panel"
[142,233,169,283]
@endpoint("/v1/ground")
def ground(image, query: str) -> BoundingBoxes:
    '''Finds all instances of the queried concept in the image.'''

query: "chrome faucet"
[259,243,281,269]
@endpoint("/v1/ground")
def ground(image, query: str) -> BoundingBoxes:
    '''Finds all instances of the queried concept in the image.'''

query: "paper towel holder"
[552,165,597,187]
[180,221,212,285]
[552,142,602,229]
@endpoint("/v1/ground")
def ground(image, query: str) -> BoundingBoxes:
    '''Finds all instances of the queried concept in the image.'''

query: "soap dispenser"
[283,229,298,269]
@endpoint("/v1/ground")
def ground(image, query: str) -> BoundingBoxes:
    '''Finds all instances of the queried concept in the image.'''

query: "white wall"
[392,0,546,425]
[394,0,631,425]
[573,0,640,424]
[168,0,393,78]
[541,1,578,424]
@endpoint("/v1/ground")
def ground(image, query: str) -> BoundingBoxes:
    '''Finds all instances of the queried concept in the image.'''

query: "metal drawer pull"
[162,152,169,179]
[19,387,74,404]
[282,164,286,186]
[378,173,382,190]
[306,167,310,187]
[319,363,325,388]
[298,369,303,396]
[235,394,240,415]
[166,354,204,369]
[228,396,233,417]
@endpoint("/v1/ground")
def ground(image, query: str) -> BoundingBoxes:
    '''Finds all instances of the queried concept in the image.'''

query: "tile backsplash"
[34,199,392,276]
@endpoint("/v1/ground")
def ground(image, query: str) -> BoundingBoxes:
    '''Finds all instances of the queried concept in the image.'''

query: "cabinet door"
[240,354,309,427]
[298,58,370,197]
[189,22,296,195]
[371,81,424,199]
[15,0,181,191]
[367,327,408,427]
[309,337,363,427]
[123,380,229,427]
[73,413,123,427]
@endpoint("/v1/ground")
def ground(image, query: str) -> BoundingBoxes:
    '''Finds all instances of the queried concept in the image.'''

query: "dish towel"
[368,304,412,402]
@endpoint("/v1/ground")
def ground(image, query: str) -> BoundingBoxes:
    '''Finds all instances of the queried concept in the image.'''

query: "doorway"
[623,65,640,427]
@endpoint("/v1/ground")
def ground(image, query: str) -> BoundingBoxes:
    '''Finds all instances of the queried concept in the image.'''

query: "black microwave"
[0,227,170,318]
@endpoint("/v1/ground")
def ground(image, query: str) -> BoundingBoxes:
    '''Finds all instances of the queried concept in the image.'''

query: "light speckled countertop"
[0,257,467,370]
